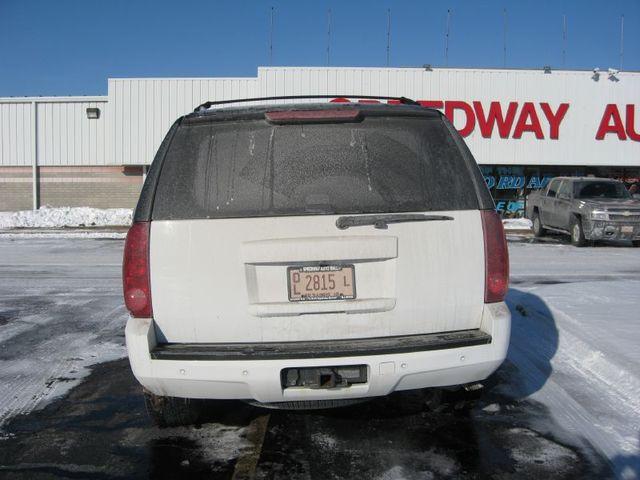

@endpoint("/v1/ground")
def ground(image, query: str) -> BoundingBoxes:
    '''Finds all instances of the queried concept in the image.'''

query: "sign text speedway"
[412,101,639,141]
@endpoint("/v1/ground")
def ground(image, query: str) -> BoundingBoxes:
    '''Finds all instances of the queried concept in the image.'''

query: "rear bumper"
[150,329,492,361]
[125,303,511,403]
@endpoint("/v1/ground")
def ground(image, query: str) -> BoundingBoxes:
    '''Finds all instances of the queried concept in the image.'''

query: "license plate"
[621,226,634,233]
[287,265,355,302]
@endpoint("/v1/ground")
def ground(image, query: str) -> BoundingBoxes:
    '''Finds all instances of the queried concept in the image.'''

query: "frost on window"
[153,116,478,220]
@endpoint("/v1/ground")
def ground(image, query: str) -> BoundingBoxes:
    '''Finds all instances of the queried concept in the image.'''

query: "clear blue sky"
[1,0,638,96]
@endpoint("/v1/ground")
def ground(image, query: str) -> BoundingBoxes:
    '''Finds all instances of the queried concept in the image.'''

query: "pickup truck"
[525,176,640,247]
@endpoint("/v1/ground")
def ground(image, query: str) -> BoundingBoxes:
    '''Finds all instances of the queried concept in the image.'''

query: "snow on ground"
[0,236,639,477]
[0,238,128,428]
[503,218,533,230]
[121,423,251,464]
[0,206,132,229]
[508,241,640,479]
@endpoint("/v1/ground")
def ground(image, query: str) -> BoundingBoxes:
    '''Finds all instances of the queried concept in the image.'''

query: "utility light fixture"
[86,107,100,119]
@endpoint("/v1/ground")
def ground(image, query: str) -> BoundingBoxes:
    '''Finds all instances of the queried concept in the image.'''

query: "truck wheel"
[143,390,201,428]
[532,212,546,237]
[570,216,587,247]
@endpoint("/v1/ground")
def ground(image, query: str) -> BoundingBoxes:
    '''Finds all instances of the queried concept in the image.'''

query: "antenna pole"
[620,14,624,70]
[562,14,567,67]
[269,7,274,66]
[445,9,451,67]
[327,8,332,66]
[386,9,391,67]
[503,8,507,67]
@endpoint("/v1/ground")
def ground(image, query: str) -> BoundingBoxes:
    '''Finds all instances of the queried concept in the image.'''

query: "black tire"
[632,240,640,248]
[144,390,201,428]
[570,216,587,247]
[531,211,546,238]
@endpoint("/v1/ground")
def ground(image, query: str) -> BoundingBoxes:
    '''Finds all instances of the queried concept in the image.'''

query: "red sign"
[336,98,639,142]
[596,104,640,141]
[417,100,638,142]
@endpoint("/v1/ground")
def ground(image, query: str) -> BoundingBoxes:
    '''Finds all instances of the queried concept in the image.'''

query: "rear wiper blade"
[335,213,454,230]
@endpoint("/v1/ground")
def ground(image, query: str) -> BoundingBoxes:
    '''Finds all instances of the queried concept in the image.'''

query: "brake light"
[481,210,509,303]
[265,109,361,123]
[123,221,153,317]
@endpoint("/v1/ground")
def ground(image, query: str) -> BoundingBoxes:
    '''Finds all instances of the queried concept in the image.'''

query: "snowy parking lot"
[0,236,638,479]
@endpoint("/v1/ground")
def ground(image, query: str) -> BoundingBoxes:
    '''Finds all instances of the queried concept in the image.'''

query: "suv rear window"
[152,115,480,220]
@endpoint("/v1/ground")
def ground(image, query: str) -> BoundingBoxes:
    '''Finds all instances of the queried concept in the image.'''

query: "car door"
[555,180,573,230]
[541,179,560,227]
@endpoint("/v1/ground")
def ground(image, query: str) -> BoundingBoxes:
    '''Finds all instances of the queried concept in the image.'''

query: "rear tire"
[532,212,546,238]
[570,216,587,247]
[144,390,201,428]
[632,240,640,248]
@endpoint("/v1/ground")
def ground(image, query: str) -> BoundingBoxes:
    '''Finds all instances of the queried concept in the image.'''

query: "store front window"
[480,166,640,218]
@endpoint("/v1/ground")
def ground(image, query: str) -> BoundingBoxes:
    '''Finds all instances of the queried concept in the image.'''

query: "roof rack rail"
[193,95,420,112]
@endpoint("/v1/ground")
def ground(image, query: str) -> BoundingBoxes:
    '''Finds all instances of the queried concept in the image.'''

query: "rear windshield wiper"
[336,213,454,230]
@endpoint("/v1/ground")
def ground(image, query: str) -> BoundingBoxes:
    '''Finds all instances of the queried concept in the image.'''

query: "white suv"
[123,96,510,426]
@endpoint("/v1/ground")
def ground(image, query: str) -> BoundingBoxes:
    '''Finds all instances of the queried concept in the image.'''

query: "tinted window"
[153,115,480,220]
[574,181,630,199]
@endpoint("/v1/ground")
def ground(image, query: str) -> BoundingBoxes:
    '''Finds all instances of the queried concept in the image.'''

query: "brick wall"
[0,168,33,211]
[0,166,143,212]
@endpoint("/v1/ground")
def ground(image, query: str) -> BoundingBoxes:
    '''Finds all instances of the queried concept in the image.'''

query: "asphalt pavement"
[1,236,638,479]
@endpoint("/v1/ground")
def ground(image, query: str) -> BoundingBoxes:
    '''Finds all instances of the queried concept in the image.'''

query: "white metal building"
[1,66,639,213]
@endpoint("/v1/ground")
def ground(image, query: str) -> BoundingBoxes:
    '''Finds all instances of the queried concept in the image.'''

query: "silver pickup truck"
[525,177,640,247]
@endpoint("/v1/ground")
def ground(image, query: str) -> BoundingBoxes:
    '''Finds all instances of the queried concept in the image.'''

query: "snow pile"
[0,206,132,229]
[503,218,532,231]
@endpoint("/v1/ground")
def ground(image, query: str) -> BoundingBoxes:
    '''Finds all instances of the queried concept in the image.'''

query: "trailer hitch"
[281,365,367,390]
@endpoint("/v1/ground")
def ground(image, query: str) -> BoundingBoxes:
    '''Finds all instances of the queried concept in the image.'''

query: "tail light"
[123,221,153,317]
[481,210,509,303]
